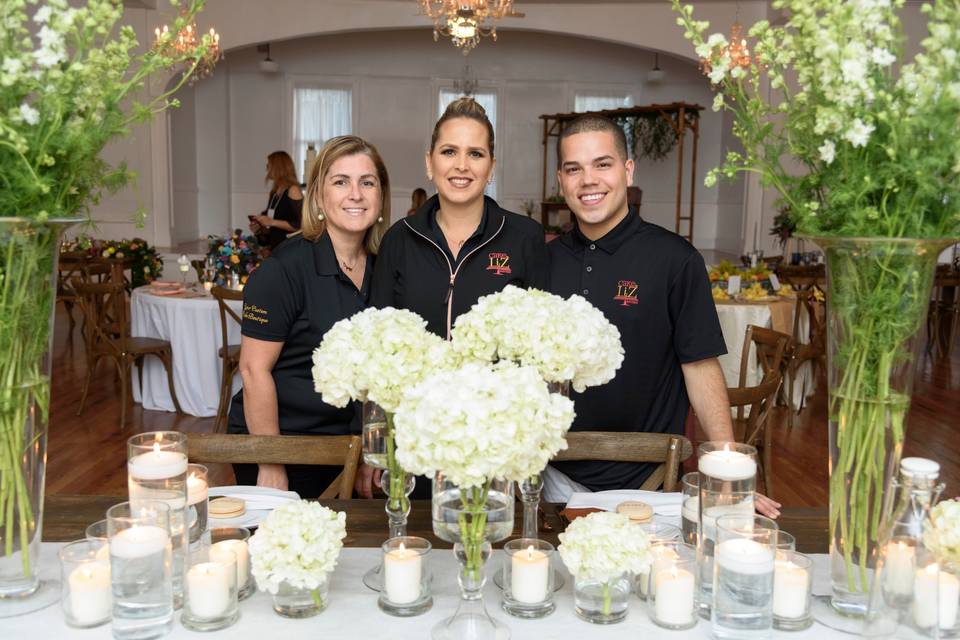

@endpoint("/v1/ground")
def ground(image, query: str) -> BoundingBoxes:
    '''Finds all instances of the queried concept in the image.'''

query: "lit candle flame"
[926,563,939,576]
[398,542,406,557]
[526,545,535,560]
[152,442,161,455]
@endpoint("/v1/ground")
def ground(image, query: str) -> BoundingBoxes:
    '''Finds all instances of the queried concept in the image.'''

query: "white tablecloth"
[9,545,849,639]
[130,286,243,417]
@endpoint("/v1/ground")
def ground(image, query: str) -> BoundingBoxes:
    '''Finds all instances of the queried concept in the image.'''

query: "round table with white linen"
[130,285,243,417]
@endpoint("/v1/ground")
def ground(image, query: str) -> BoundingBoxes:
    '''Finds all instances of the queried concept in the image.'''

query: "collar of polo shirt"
[568,205,643,254]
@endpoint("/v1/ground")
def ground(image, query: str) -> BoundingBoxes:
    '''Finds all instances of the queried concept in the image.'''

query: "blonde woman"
[228,136,390,496]
[249,150,304,249]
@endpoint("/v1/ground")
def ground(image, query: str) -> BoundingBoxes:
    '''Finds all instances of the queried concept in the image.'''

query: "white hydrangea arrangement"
[312,307,456,412]
[249,501,347,596]
[393,361,576,489]
[451,285,624,393]
[925,499,960,564]
[558,512,653,583]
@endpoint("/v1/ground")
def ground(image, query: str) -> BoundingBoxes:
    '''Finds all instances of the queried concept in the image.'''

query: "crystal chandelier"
[418,1,522,54]
[453,64,478,96]
[699,20,752,80]
[153,11,222,84]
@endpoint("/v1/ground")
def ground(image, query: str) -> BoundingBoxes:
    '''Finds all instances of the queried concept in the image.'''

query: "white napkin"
[208,486,300,512]
[565,490,683,517]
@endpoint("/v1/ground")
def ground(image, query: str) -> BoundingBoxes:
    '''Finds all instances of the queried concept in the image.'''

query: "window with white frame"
[438,90,498,200]
[292,87,352,183]
[574,93,634,113]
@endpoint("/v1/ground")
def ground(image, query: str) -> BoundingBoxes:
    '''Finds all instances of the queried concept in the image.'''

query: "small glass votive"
[681,471,699,546]
[59,539,111,628]
[776,531,797,553]
[186,463,209,544]
[634,522,681,599]
[206,527,253,601]
[181,545,239,631]
[649,541,698,630]
[85,518,112,564]
[712,514,777,639]
[501,538,555,619]
[107,500,174,640]
[773,551,813,631]
[573,573,631,624]
[378,536,432,617]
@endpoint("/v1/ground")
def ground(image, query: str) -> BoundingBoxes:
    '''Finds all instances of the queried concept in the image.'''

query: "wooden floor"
[45,305,960,505]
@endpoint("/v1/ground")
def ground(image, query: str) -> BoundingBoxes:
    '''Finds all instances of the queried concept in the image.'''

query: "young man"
[546,114,780,518]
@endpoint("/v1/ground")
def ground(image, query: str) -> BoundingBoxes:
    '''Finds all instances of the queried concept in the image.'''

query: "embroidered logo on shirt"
[614,280,639,306]
[486,252,512,276]
[243,303,269,325]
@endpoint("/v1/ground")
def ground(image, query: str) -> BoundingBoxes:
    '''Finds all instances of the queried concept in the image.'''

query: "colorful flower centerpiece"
[62,236,164,288]
[675,0,960,614]
[0,0,211,610]
[394,361,574,640]
[206,230,261,286]
[249,502,346,618]
[558,511,653,624]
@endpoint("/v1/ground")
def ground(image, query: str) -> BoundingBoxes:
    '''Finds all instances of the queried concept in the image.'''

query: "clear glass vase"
[271,579,328,618]
[0,217,77,617]
[813,236,954,617]
[573,574,631,624]
[431,474,513,640]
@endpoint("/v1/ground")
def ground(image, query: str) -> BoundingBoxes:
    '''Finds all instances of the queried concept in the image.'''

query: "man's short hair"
[558,115,629,162]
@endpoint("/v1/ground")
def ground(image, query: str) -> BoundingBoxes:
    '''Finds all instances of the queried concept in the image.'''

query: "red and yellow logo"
[614,280,639,306]
[486,252,512,276]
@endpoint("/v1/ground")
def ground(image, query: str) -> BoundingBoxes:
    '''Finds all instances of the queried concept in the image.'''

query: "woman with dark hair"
[406,187,428,216]
[229,136,391,496]
[250,150,304,250]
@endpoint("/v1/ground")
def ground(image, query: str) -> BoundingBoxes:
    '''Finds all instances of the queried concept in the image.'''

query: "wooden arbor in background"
[539,102,703,243]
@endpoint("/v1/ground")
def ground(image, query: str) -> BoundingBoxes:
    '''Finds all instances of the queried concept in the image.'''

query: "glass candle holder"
[378,536,433,617]
[634,522,682,599]
[206,527,253,601]
[712,513,777,640]
[107,501,174,640]
[681,471,699,546]
[181,545,239,631]
[649,541,698,630]
[776,531,796,553]
[127,431,188,606]
[697,441,758,619]
[501,538,555,619]
[573,573,631,624]
[773,551,813,631]
[186,463,208,544]
[85,518,112,564]
[59,539,111,628]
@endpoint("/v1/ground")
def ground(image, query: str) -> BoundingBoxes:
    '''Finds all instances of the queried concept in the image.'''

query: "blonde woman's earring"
[317,212,325,221]
[377,216,384,223]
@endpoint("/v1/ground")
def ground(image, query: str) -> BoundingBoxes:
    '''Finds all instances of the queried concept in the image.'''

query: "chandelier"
[699,21,753,80]
[153,11,222,83]
[454,64,478,96]
[418,1,522,54]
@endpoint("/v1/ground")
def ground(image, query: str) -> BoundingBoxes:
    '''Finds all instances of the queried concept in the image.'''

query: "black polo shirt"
[371,194,549,338]
[548,208,726,491]
[227,232,371,435]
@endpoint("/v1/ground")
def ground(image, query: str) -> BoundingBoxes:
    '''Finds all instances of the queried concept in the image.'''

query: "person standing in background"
[250,151,304,250]
[407,187,427,216]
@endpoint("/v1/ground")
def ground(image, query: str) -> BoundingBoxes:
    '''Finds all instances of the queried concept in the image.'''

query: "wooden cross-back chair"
[73,279,182,428]
[552,432,692,492]
[186,433,361,499]
[211,286,243,433]
[786,288,826,427]
[729,325,793,498]
[928,268,960,360]
[56,252,88,333]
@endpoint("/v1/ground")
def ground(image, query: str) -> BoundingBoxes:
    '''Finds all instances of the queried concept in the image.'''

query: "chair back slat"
[73,279,129,352]
[552,432,691,492]
[211,286,243,339]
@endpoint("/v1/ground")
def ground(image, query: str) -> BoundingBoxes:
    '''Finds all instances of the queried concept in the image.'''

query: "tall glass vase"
[813,236,954,616]
[432,473,514,640]
[361,402,415,591]
[0,217,78,616]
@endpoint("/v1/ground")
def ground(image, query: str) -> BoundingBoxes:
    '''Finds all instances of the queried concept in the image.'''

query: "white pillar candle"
[716,538,774,574]
[913,565,960,630]
[682,496,699,523]
[384,543,422,605]
[698,447,757,481]
[210,540,249,590]
[654,566,696,626]
[511,545,549,604]
[883,540,916,596]
[128,444,188,480]
[773,559,810,618]
[702,502,755,541]
[186,473,208,506]
[186,562,231,618]
[68,562,112,626]
[110,525,169,558]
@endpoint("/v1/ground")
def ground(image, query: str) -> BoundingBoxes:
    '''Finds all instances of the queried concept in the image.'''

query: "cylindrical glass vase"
[682,471,699,546]
[362,401,388,469]
[271,578,328,618]
[573,574,631,624]
[0,217,76,615]
[186,464,208,545]
[697,442,757,618]
[711,514,777,640]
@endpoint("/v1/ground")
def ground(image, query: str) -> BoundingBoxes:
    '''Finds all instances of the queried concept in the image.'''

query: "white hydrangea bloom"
[558,512,653,583]
[248,502,346,594]
[393,361,575,488]
[312,307,456,412]
[925,499,960,564]
[451,285,623,392]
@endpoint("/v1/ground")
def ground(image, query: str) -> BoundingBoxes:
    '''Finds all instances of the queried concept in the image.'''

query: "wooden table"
[43,495,829,553]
